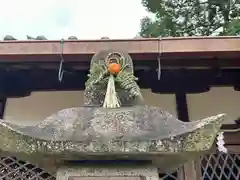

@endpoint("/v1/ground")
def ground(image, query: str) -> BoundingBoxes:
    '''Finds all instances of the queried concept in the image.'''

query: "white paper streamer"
[216,132,228,153]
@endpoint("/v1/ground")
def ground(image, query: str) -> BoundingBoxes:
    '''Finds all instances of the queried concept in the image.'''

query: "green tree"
[139,0,240,37]
[225,19,240,35]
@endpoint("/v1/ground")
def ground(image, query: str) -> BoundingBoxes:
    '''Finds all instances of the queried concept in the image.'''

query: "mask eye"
[105,52,122,66]
[108,58,118,64]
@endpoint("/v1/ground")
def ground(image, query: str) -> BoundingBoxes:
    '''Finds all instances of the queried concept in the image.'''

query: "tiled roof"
[2,35,79,40]
[1,35,143,41]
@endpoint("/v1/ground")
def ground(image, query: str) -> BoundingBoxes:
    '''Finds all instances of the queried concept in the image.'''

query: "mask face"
[105,52,122,66]
[84,50,141,107]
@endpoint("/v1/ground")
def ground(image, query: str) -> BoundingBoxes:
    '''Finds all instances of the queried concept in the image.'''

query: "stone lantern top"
[0,49,225,173]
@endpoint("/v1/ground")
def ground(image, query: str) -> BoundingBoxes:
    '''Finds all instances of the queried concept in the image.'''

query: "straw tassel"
[103,75,120,108]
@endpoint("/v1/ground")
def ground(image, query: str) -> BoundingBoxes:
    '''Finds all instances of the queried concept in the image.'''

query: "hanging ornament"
[108,63,121,75]
[86,51,143,109]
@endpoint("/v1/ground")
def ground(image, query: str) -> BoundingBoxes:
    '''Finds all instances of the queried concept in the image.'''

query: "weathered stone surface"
[56,167,159,180]
[68,176,146,180]
[69,177,143,180]
[0,108,224,172]
[0,107,224,153]
[0,106,224,141]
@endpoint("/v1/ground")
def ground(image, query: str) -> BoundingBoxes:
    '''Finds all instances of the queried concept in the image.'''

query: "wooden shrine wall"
[3,88,239,125]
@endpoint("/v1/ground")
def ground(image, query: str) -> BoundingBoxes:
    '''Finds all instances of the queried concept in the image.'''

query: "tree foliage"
[140,0,240,37]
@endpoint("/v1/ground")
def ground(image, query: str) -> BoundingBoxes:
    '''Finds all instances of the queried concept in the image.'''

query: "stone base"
[56,166,159,180]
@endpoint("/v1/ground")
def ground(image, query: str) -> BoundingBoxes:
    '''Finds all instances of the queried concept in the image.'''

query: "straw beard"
[103,74,120,108]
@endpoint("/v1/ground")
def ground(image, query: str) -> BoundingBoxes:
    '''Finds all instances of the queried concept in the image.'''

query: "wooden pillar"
[183,160,201,180]
[0,97,6,119]
[175,92,189,122]
[175,92,202,180]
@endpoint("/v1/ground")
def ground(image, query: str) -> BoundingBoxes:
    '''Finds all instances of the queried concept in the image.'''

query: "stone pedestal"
[56,166,159,180]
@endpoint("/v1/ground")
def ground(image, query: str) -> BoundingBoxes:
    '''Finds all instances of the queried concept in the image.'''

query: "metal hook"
[58,38,64,82]
[157,55,161,80]
[157,36,162,80]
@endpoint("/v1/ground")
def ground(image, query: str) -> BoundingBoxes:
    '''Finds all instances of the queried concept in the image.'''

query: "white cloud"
[0,0,150,40]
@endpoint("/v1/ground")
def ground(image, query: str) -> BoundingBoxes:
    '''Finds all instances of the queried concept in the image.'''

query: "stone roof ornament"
[0,49,225,173]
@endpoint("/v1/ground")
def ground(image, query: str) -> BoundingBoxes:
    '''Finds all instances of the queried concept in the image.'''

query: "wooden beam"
[224,131,240,145]
[226,145,240,154]
[0,37,240,62]
[0,39,158,56]
[161,36,240,54]
[221,124,240,129]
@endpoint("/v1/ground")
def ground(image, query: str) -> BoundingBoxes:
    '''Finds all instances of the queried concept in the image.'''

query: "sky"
[0,0,151,40]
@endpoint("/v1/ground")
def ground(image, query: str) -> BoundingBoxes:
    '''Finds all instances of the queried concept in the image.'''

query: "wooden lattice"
[0,156,180,180]
[201,153,240,180]
[0,156,55,180]
[1,154,239,180]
